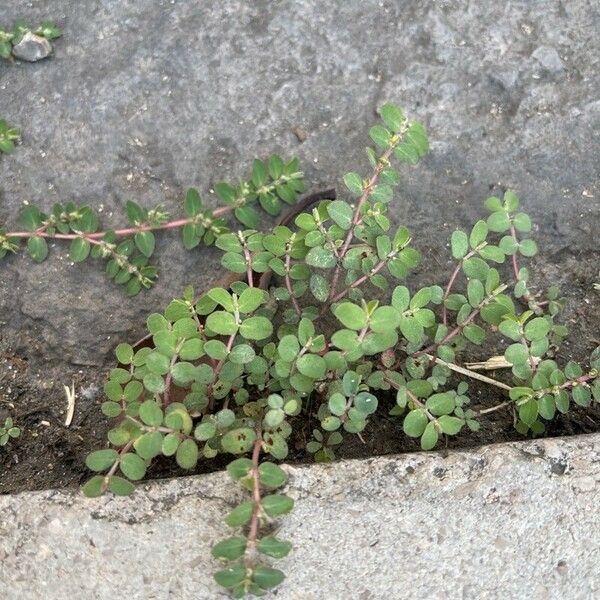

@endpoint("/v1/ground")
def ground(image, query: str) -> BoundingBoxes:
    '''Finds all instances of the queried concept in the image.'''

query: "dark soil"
[1,250,599,495]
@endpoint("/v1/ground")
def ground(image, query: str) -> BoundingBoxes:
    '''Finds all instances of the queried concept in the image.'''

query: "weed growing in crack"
[74,104,600,597]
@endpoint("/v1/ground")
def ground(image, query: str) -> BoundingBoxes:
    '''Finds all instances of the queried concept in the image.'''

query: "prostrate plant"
[0,417,20,446]
[73,103,598,597]
[0,20,61,59]
[0,157,305,294]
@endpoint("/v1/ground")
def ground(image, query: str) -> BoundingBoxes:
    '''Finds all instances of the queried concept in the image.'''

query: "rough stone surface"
[11,31,52,62]
[1,434,600,599]
[0,0,598,373]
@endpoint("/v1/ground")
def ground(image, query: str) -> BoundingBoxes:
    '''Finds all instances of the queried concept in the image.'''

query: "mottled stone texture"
[1,434,599,599]
[0,0,598,370]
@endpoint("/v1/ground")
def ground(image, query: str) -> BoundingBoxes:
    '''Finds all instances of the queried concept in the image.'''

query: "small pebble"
[11,31,53,62]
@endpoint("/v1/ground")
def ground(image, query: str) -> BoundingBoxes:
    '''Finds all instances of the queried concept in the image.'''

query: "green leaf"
[391,286,410,311]
[487,211,511,232]
[410,287,432,309]
[278,335,300,362]
[146,351,170,375]
[399,316,423,345]
[498,319,522,341]
[143,372,165,394]
[405,122,428,156]
[519,399,538,426]
[258,462,287,488]
[310,273,330,302]
[463,324,485,345]
[296,354,326,380]
[119,453,147,481]
[513,212,531,232]
[225,500,254,527]
[239,316,273,340]
[462,257,489,281]
[229,344,256,364]
[206,311,238,336]
[451,230,468,259]
[69,238,91,262]
[403,409,428,438]
[321,415,341,431]
[253,566,285,590]
[135,231,155,257]
[86,449,118,472]
[139,400,164,427]
[467,279,484,307]
[214,565,246,588]
[328,392,347,416]
[370,125,392,149]
[334,303,367,330]
[438,415,464,435]
[171,362,199,385]
[27,236,48,262]
[342,173,363,196]
[505,343,529,366]
[212,537,247,561]
[426,393,454,416]
[421,422,438,450]
[252,159,268,187]
[238,287,266,313]
[379,103,405,133]
[176,438,199,469]
[182,223,199,249]
[524,317,550,341]
[370,306,400,333]
[305,246,336,269]
[227,457,253,480]
[21,206,42,231]
[519,239,538,257]
[162,432,181,456]
[115,343,134,364]
[82,476,106,498]
[184,188,202,216]
[180,338,204,360]
[354,392,378,415]
[222,427,256,454]
[469,220,488,248]
[108,476,135,496]
[262,494,294,516]
[134,431,164,460]
[257,536,292,559]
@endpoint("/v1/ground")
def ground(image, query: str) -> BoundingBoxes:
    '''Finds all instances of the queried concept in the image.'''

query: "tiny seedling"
[0,119,20,154]
[0,417,20,446]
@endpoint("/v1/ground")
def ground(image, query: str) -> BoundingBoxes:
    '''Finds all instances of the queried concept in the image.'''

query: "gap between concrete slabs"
[0,434,598,600]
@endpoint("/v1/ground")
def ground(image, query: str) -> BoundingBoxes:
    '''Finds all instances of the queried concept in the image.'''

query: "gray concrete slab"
[1,434,599,599]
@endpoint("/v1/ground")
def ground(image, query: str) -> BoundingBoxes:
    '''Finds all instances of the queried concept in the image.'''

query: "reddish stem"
[327,145,396,303]
[442,262,462,326]
[7,205,233,240]
[330,257,388,304]
[246,429,264,561]
[285,250,302,316]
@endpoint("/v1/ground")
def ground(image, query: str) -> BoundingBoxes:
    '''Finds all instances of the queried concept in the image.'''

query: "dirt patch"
[1,250,598,495]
